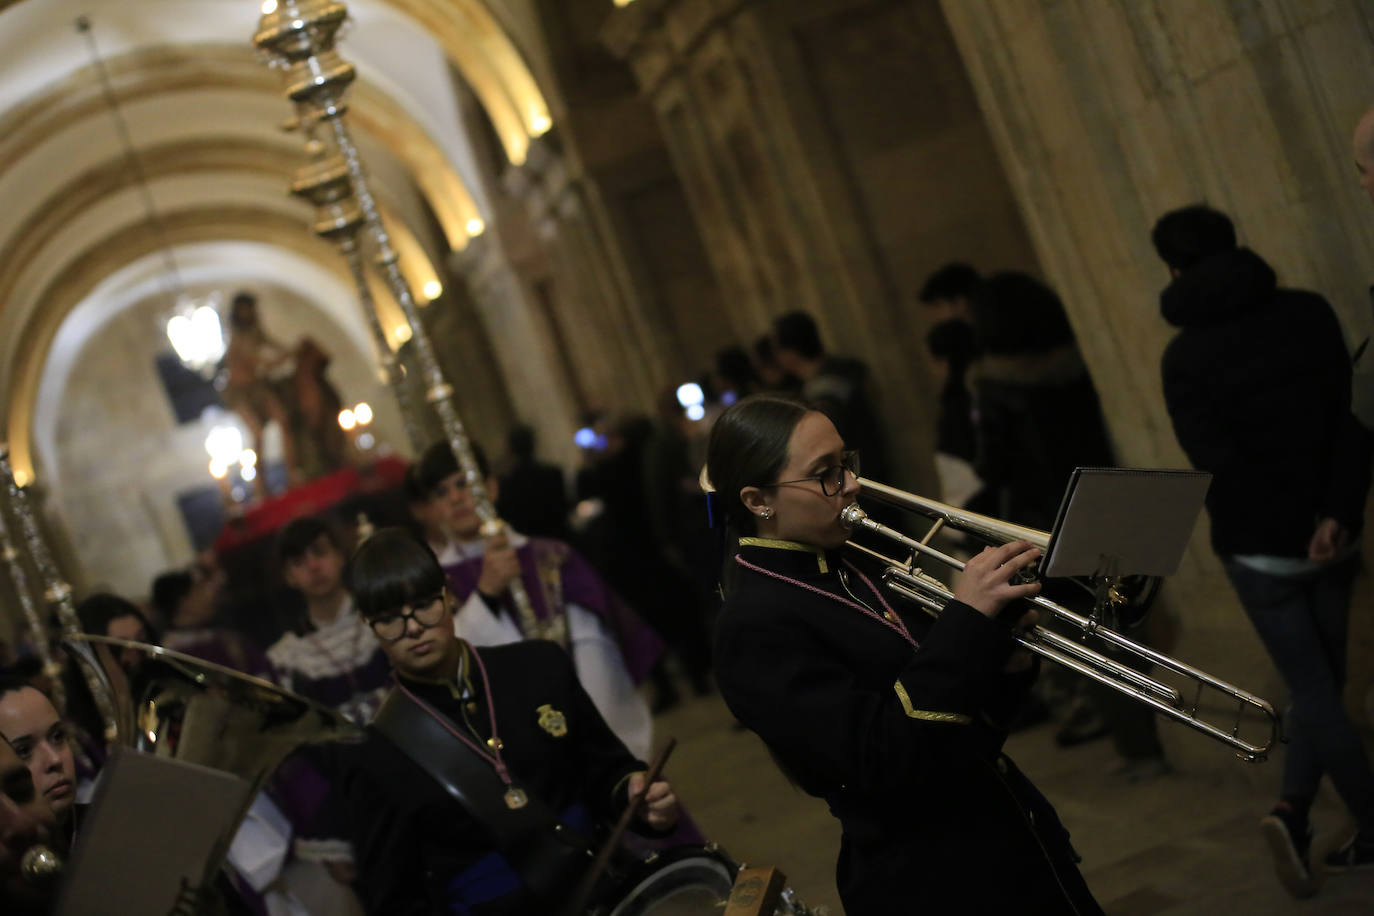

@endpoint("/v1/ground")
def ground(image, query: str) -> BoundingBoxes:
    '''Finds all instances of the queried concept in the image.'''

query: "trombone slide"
[841,495,1278,762]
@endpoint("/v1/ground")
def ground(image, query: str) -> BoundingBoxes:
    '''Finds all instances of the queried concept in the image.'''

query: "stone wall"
[940,0,1374,733]
[605,0,1043,494]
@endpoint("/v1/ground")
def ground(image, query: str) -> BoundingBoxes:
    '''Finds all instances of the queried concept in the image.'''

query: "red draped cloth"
[213,457,407,552]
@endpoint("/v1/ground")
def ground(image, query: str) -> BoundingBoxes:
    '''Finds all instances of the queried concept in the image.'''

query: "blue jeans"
[1223,557,1374,830]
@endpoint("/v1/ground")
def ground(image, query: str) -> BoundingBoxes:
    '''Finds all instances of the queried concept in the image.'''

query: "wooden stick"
[563,737,677,916]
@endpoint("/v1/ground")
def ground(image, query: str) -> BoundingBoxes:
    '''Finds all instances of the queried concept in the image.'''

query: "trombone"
[845,478,1278,762]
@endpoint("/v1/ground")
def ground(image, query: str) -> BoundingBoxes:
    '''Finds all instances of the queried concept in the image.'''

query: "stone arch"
[0,43,484,251]
[0,0,554,166]
[379,0,554,163]
[7,206,352,482]
[0,131,440,326]
[0,1,559,479]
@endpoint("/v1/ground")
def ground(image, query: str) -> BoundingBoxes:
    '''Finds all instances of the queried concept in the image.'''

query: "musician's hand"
[954,540,1042,620]
[1308,517,1348,563]
[628,772,679,831]
[476,532,521,597]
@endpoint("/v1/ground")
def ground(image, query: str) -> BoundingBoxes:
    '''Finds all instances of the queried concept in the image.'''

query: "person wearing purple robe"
[416,442,663,760]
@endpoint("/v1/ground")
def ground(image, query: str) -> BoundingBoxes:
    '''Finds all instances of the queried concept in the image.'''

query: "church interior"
[2,0,1374,912]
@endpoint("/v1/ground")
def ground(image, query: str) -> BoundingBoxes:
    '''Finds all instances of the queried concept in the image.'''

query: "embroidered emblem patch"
[536,704,568,737]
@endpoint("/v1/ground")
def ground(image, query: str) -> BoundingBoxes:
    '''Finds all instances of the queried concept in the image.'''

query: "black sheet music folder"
[1041,467,1211,579]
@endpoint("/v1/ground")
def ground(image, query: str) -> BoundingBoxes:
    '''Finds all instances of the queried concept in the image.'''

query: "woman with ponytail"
[707,394,1102,915]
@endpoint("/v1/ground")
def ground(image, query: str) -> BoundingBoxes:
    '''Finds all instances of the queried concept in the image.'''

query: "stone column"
[942,0,1374,472]
[505,137,678,412]
[606,0,829,337]
[450,236,583,471]
[606,0,1044,494]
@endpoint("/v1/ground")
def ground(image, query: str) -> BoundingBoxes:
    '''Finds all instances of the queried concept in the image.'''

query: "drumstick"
[563,737,677,916]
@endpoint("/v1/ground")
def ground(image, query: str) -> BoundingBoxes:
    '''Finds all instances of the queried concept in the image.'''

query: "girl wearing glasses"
[707,394,1103,915]
[341,529,678,915]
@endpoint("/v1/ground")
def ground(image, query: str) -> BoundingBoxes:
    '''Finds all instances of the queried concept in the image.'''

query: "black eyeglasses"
[765,451,860,497]
[367,592,447,642]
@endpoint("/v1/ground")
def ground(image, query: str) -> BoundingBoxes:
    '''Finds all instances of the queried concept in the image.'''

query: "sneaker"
[1260,807,1316,898]
[1323,832,1374,873]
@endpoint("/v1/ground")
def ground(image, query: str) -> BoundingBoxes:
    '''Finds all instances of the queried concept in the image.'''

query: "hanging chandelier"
[77,16,226,378]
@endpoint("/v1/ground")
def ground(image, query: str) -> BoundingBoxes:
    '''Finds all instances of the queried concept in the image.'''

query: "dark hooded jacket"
[973,345,1114,530]
[1160,247,1371,557]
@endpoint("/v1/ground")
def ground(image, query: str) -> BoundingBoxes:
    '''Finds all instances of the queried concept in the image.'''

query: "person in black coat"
[969,272,1114,531]
[1154,204,1374,896]
[707,394,1103,916]
[919,262,983,467]
[336,529,678,915]
[495,425,571,542]
[773,311,892,484]
[967,272,1159,755]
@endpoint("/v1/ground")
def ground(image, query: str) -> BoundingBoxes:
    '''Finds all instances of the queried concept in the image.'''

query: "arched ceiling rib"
[0,0,553,166]
[0,132,441,322]
[33,240,374,493]
[0,46,456,474]
[2,165,433,479]
[0,44,482,250]
[379,0,552,163]
[0,0,555,482]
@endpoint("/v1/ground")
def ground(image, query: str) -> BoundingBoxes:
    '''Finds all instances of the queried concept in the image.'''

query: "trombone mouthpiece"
[840,504,868,529]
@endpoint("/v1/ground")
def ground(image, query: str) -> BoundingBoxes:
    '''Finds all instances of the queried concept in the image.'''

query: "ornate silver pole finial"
[0,444,117,739]
[253,2,560,645]
[0,504,65,710]
[287,117,425,452]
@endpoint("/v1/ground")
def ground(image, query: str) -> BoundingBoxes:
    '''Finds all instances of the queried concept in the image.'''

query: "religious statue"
[220,292,348,493]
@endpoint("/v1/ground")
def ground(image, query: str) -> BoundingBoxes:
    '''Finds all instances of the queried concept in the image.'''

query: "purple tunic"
[442,537,664,684]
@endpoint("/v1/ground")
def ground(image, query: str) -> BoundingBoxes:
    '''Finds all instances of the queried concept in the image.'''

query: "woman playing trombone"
[708,394,1103,915]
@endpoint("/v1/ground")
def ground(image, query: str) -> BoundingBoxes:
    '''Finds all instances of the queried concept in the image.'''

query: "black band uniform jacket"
[715,538,1103,916]
[342,640,648,914]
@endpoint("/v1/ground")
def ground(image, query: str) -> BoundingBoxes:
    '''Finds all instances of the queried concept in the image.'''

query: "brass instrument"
[56,635,363,909]
[844,478,1278,761]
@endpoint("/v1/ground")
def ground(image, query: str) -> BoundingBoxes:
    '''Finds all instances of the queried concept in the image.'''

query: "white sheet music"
[1041,467,1211,578]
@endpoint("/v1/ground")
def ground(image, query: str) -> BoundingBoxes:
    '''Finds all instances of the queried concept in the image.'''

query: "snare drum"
[595,844,739,916]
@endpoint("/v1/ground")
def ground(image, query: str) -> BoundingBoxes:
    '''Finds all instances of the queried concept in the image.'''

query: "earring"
[759,508,774,520]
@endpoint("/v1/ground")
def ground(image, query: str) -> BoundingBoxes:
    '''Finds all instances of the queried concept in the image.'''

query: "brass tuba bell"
[58,635,364,912]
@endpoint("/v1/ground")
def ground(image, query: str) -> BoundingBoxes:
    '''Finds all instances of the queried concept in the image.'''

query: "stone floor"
[652,692,1374,915]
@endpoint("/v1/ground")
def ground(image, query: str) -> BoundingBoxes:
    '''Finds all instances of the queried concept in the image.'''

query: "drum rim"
[603,847,739,916]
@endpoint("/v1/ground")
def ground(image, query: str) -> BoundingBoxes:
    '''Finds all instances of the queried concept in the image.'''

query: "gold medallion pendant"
[504,786,528,809]
[536,704,568,737]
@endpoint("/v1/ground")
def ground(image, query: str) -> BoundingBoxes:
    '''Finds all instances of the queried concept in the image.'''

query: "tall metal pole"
[0,498,64,710]
[288,121,425,453]
[0,445,115,738]
[254,1,562,645]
